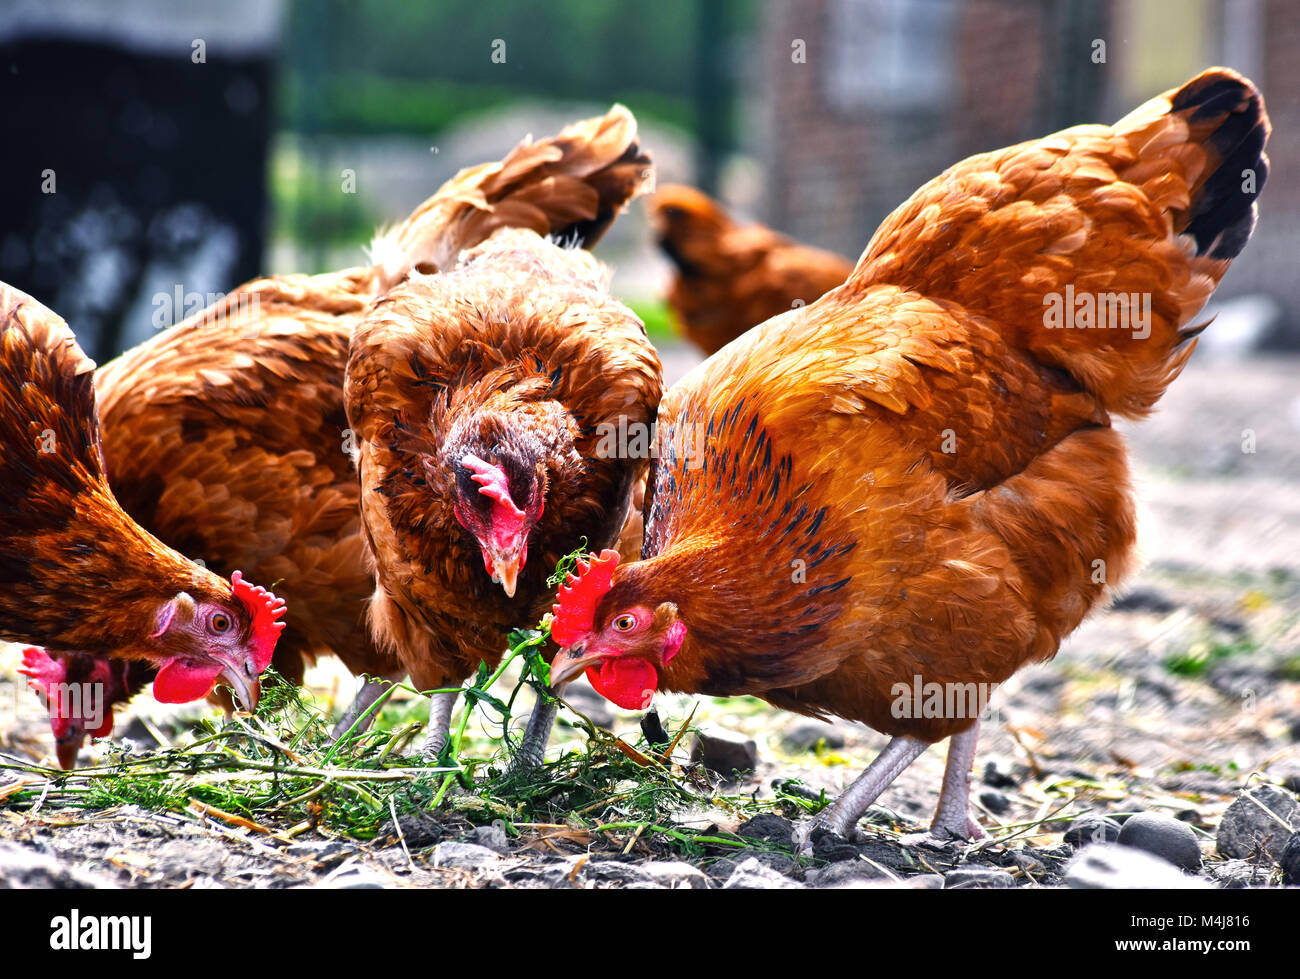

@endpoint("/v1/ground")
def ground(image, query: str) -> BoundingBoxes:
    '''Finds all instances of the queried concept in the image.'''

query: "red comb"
[462,454,525,521]
[551,550,621,647]
[18,646,63,694]
[230,570,287,672]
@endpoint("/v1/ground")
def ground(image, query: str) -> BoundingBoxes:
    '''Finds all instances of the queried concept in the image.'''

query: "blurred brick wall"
[751,0,1294,335]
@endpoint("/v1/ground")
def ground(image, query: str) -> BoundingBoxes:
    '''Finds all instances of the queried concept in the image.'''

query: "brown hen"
[550,69,1269,843]
[0,283,286,769]
[648,184,854,355]
[346,109,663,762]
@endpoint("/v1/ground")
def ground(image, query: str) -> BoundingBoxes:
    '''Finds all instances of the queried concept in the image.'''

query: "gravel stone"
[810,859,893,888]
[317,859,389,889]
[0,842,116,889]
[907,873,946,889]
[1216,784,1300,862]
[1117,811,1202,870]
[979,790,1012,815]
[1063,814,1122,847]
[703,858,739,885]
[690,726,758,779]
[431,841,502,870]
[944,867,1016,889]
[468,823,511,854]
[640,861,711,889]
[983,761,1019,789]
[721,856,802,889]
[1280,832,1300,885]
[580,859,655,887]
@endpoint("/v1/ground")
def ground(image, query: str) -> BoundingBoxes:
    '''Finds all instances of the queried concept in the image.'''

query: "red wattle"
[586,657,658,711]
[153,659,223,704]
[89,711,115,739]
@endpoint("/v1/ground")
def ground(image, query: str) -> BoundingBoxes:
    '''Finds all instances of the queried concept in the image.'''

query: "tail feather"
[852,67,1269,418]
[371,105,652,291]
[1120,68,1270,262]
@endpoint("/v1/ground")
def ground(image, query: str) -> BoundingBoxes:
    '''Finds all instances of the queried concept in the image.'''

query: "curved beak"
[549,643,610,688]
[489,549,522,599]
[219,660,261,712]
[55,735,82,771]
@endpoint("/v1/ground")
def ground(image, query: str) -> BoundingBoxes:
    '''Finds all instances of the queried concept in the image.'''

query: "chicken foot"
[413,681,558,772]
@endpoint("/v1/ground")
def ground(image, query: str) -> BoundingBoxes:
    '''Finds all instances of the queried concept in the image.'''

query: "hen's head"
[450,451,547,598]
[18,647,151,769]
[145,571,286,710]
[548,550,686,710]
[646,185,732,270]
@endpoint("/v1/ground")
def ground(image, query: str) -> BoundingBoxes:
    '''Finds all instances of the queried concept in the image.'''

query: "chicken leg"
[798,735,931,850]
[418,689,459,762]
[505,685,563,776]
[927,719,987,841]
[331,673,400,739]
[799,721,987,850]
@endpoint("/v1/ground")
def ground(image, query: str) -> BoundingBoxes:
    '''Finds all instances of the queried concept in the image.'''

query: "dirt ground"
[1,350,1297,889]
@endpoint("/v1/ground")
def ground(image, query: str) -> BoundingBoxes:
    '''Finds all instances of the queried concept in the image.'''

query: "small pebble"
[579,860,654,887]
[431,841,502,870]
[704,857,738,883]
[0,842,116,889]
[318,859,388,889]
[722,856,801,889]
[811,859,891,888]
[640,861,710,889]
[983,761,1019,789]
[907,874,946,889]
[979,790,1012,815]
[944,867,1016,889]
[690,726,758,779]
[1280,832,1300,886]
[1063,813,1122,848]
[1118,812,1202,870]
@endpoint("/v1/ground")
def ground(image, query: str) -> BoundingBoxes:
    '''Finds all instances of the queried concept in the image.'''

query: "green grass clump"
[1164,637,1256,677]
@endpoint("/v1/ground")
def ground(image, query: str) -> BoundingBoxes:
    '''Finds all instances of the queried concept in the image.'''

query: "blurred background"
[1,0,1296,362]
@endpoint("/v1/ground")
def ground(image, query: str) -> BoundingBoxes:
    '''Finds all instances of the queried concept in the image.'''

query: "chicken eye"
[210,612,232,634]
[614,614,637,633]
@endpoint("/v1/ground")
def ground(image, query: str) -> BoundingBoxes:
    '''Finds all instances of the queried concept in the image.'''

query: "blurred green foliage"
[280,0,753,139]
[629,299,677,344]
